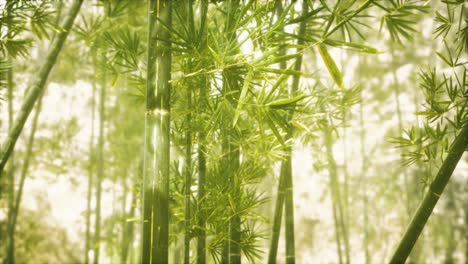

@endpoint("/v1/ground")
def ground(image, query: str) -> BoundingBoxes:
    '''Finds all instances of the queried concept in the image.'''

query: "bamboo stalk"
[284,1,308,263]
[196,1,208,262]
[4,91,44,264]
[93,45,107,264]
[390,124,468,263]
[197,77,208,264]
[184,68,193,264]
[142,0,172,262]
[85,59,97,264]
[267,161,286,264]
[141,0,158,261]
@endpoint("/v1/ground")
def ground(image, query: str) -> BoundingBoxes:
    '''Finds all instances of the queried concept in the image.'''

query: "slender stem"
[464,168,468,264]
[267,162,286,264]
[4,0,15,260]
[85,49,97,264]
[285,1,309,263]
[93,46,107,264]
[197,129,206,264]
[121,180,138,263]
[267,3,288,262]
[359,91,369,264]
[196,45,208,264]
[325,128,344,264]
[194,1,208,263]
[332,199,344,264]
[5,92,44,264]
[340,111,350,264]
[220,1,241,262]
[184,69,193,264]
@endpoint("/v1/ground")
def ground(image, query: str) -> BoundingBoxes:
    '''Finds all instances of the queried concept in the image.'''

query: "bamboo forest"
[1,0,468,263]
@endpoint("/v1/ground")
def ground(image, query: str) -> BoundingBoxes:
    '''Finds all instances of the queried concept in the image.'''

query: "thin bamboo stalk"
[196,1,208,262]
[197,77,207,264]
[4,92,44,264]
[85,47,97,264]
[184,71,193,264]
[284,1,309,263]
[93,47,107,264]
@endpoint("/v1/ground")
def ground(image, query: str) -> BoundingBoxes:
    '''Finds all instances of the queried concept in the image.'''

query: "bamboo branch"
[390,124,468,263]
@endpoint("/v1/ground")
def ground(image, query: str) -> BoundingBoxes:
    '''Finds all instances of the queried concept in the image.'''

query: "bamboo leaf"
[266,95,308,109]
[322,39,380,54]
[317,43,344,89]
[436,51,453,67]
[265,114,285,146]
[233,70,254,127]
[258,67,302,76]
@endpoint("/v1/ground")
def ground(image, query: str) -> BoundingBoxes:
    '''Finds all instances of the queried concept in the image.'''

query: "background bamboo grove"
[0,0,467,263]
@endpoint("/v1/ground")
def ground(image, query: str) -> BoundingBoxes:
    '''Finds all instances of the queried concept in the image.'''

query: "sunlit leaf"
[233,69,254,127]
[323,39,380,53]
[317,43,344,90]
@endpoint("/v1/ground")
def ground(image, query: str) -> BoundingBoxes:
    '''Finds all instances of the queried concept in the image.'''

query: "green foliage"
[0,0,58,58]
[390,0,467,177]
[375,0,430,44]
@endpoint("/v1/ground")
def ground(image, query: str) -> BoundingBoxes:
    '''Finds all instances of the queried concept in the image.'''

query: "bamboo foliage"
[3,0,468,263]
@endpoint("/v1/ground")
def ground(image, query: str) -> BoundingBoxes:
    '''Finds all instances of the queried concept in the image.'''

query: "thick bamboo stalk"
[390,124,468,263]
[0,0,83,175]
[141,0,158,261]
[142,0,172,263]
[152,1,171,262]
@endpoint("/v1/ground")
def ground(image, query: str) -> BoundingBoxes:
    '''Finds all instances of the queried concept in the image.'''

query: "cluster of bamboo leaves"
[391,0,467,179]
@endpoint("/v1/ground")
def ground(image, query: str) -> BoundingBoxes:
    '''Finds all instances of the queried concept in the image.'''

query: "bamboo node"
[146,109,168,116]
